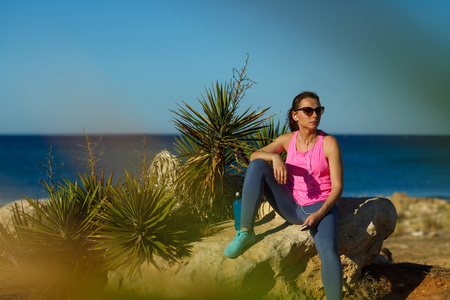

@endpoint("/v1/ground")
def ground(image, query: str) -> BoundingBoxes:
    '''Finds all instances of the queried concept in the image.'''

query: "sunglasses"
[295,106,325,117]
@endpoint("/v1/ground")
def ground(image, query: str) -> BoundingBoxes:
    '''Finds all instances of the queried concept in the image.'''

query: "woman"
[223,91,343,299]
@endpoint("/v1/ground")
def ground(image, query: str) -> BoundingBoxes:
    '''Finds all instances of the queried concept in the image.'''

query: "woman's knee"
[247,159,271,174]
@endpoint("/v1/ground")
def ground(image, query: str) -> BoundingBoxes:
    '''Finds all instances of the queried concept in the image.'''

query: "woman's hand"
[300,211,324,231]
[272,153,288,184]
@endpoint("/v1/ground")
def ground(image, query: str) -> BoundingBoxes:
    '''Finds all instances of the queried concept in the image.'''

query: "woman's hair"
[288,91,320,131]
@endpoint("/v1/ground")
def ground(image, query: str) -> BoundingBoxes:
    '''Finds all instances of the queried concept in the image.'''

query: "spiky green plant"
[241,119,289,169]
[0,175,107,299]
[251,119,289,150]
[93,171,185,277]
[170,81,273,222]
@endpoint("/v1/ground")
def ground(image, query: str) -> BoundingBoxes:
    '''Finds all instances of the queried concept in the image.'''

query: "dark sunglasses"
[295,106,325,117]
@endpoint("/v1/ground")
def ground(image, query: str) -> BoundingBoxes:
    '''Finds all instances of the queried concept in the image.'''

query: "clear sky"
[1,0,449,135]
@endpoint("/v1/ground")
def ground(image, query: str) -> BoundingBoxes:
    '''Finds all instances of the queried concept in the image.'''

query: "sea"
[0,134,449,205]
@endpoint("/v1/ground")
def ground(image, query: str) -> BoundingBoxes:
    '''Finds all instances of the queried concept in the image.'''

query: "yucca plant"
[250,119,289,150]
[93,171,185,277]
[237,119,289,172]
[171,81,273,222]
[0,175,106,299]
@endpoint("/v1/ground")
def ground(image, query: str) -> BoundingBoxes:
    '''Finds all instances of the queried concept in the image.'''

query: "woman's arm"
[301,135,344,229]
[249,132,293,185]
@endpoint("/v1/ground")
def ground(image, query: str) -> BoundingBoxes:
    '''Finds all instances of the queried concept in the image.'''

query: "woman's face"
[292,97,322,130]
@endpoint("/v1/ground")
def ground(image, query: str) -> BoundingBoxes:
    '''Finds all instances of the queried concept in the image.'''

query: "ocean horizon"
[1,133,449,205]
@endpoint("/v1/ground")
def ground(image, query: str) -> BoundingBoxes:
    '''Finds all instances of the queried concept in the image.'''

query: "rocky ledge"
[107,197,397,299]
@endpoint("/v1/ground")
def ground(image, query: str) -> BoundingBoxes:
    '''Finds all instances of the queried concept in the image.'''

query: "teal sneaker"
[223,230,256,258]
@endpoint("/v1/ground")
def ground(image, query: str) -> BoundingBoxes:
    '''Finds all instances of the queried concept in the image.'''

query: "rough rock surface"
[0,200,36,230]
[107,197,397,299]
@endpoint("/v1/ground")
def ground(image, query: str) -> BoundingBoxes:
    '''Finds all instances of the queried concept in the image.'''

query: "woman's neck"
[298,129,318,152]
[299,129,318,143]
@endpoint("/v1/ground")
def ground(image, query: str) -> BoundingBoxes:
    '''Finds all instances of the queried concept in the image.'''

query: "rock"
[0,199,36,231]
[106,197,397,299]
[372,247,393,265]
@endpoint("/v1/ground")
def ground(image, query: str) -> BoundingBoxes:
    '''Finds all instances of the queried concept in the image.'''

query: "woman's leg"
[300,203,342,300]
[240,159,303,229]
[232,158,343,297]
[224,159,302,258]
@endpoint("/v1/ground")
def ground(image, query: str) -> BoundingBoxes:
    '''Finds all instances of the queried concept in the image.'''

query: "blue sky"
[1,0,449,135]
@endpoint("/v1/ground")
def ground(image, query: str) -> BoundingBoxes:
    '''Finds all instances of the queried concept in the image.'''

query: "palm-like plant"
[171,81,273,221]
[93,171,185,277]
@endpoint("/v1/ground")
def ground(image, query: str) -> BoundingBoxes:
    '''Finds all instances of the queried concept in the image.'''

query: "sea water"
[0,134,176,205]
[337,135,450,199]
[0,134,449,205]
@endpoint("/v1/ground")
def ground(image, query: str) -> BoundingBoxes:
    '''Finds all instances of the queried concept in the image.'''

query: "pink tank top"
[285,130,332,206]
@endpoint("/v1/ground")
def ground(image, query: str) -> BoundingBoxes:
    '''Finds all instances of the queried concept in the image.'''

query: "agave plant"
[93,171,185,277]
[170,81,273,222]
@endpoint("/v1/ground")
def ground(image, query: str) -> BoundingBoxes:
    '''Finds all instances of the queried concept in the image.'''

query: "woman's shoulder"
[279,131,296,139]
[273,131,296,150]
[276,131,296,143]
[320,130,335,141]
[320,131,341,154]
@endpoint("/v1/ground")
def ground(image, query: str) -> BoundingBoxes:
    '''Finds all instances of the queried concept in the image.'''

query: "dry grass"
[198,224,220,237]
[72,127,104,178]
[346,274,391,299]
[353,263,450,300]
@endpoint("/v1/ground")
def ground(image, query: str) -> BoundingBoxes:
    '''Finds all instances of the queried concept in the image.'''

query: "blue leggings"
[241,159,343,300]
